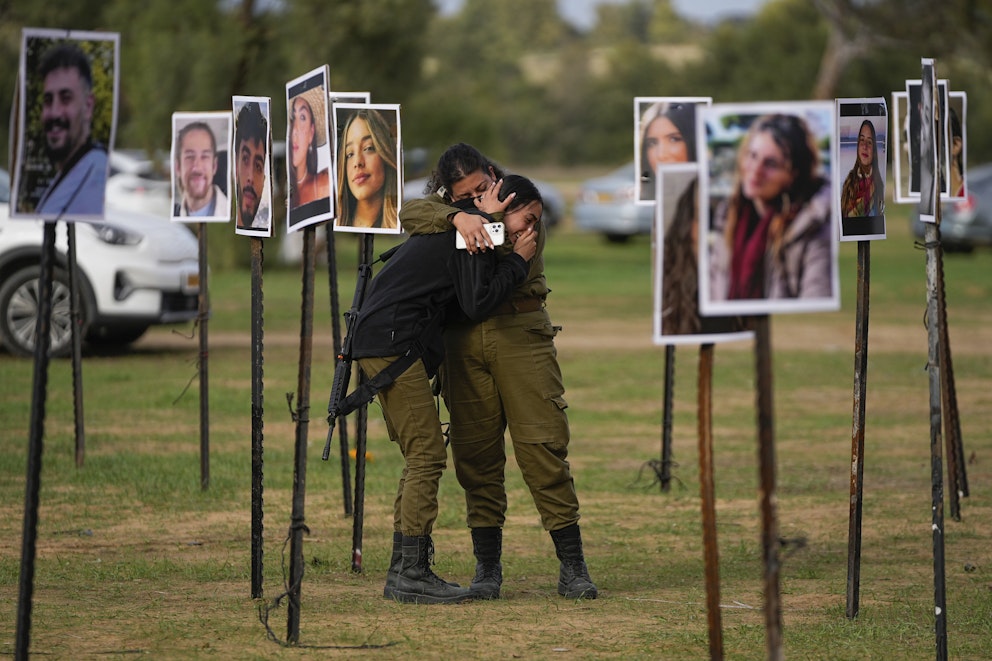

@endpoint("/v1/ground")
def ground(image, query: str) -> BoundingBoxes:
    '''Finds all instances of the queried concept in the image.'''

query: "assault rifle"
[322,261,373,461]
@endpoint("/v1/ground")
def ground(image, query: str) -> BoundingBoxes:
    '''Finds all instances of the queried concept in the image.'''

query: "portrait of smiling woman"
[333,104,401,234]
[286,66,333,230]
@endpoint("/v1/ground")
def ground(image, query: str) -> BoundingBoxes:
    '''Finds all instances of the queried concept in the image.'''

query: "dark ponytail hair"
[498,174,542,214]
[426,143,505,198]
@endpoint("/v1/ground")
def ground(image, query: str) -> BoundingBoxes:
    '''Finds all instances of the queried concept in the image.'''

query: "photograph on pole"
[836,98,888,242]
[634,96,711,204]
[915,61,938,223]
[233,96,273,238]
[946,91,967,200]
[286,65,334,233]
[11,28,119,222]
[170,112,232,223]
[652,162,752,345]
[891,91,914,204]
[697,101,840,317]
[332,103,402,234]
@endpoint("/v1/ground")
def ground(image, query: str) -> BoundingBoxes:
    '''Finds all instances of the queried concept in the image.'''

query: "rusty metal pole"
[16,222,57,661]
[326,227,353,516]
[287,226,317,643]
[351,235,374,572]
[846,241,870,619]
[754,316,783,661]
[697,343,723,660]
[660,345,676,492]
[67,224,85,467]
[198,223,210,490]
[250,237,265,599]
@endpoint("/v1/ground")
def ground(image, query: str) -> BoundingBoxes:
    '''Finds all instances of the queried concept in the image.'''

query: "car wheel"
[0,265,84,358]
[604,233,631,244]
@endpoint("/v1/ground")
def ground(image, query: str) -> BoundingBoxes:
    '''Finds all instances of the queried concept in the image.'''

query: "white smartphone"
[455,222,505,249]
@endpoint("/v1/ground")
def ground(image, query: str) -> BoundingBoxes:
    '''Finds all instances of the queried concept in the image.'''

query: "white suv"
[0,168,201,357]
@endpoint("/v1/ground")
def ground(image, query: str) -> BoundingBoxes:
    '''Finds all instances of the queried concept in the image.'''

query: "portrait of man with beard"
[13,32,118,220]
[171,113,231,221]
[233,98,272,236]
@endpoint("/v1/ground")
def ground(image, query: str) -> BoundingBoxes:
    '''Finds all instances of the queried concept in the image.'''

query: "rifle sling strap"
[335,346,423,417]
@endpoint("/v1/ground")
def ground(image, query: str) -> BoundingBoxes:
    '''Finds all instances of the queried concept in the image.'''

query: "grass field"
[1,204,990,659]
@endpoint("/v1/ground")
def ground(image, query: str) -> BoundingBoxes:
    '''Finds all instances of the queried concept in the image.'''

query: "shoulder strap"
[336,344,423,416]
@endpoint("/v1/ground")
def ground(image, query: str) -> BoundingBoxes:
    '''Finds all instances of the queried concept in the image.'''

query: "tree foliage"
[1,0,991,174]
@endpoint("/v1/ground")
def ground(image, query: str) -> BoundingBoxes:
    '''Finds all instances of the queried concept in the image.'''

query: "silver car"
[573,162,653,243]
[911,162,992,253]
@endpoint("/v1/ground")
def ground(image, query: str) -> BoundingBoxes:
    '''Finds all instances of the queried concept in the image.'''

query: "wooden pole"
[846,241,870,619]
[754,316,783,661]
[924,221,948,661]
[697,343,723,660]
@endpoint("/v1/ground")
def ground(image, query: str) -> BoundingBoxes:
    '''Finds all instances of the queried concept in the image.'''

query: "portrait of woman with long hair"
[334,105,400,233]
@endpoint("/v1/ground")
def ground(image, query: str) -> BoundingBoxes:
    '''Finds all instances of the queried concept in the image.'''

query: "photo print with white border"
[233,95,273,238]
[653,162,753,345]
[286,65,334,233]
[634,96,711,204]
[698,101,840,317]
[11,28,119,222]
[836,98,887,241]
[171,111,232,223]
[332,102,402,235]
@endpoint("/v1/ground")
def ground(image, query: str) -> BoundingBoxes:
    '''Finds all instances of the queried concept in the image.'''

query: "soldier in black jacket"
[351,175,541,604]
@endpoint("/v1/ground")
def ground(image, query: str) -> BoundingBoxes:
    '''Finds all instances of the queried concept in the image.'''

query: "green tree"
[281,0,433,104]
[685,0,828,102]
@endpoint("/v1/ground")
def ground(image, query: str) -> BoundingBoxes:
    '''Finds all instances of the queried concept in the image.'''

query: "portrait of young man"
[233,96,273,238]
[171,112,231,222]
[11,29,119,221]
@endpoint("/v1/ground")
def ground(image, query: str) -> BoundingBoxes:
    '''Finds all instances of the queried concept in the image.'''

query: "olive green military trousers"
[442,309,581,532]
[357,356,447,537]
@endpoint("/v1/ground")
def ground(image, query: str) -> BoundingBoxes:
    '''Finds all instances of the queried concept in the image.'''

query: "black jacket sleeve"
[447,248,528,322]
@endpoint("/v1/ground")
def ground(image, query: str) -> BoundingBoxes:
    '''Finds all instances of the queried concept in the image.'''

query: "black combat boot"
[549,523,598,599]
[469,527,503,599]
[386,535,474,604]
[385,531,458,596]
[383,531,403,597]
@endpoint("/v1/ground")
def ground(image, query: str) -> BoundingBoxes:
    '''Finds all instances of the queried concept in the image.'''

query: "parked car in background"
[402,175,565,230]
[0,168,201,357]
[105,149,173,217]
[911,162,992,253]
[573,162,653,242]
